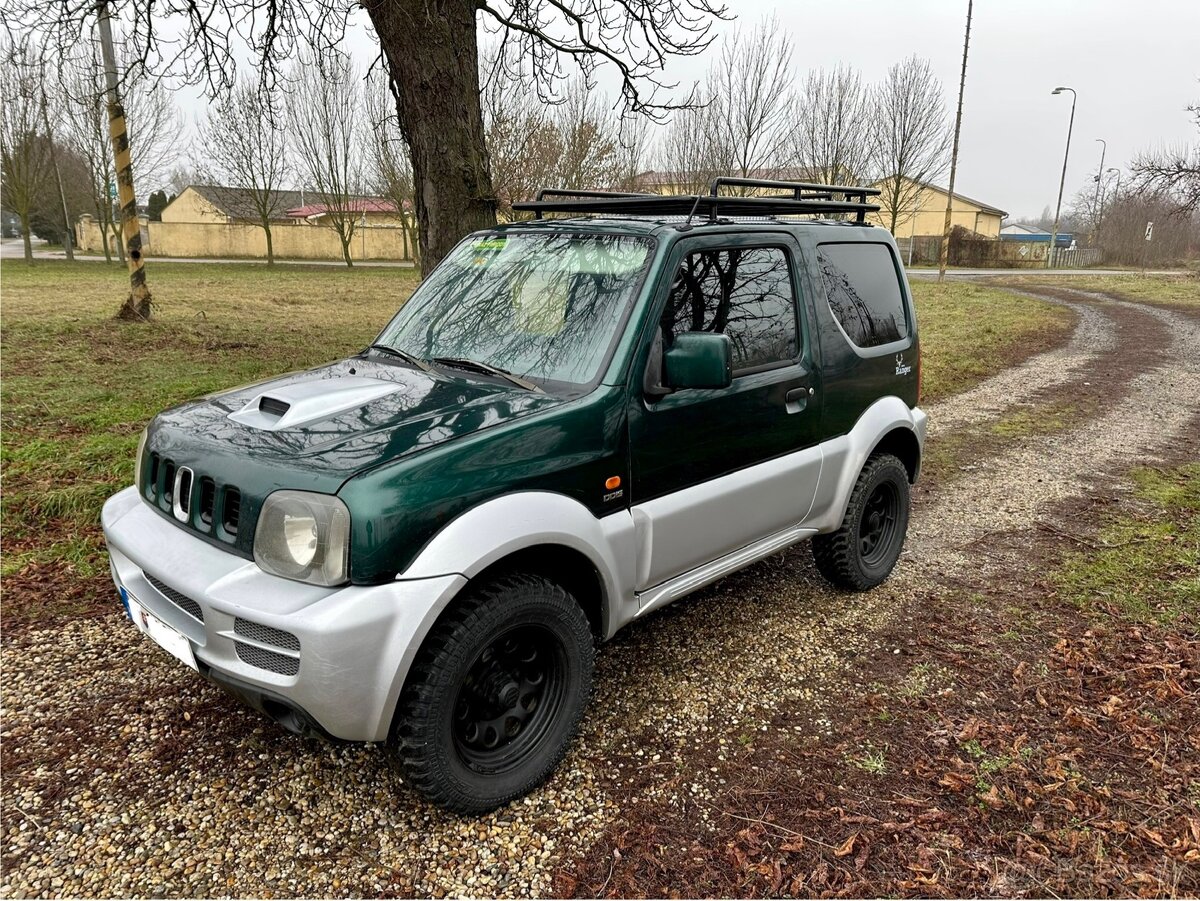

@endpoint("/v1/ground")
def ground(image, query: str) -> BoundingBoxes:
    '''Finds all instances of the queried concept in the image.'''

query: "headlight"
[134,427,148,495]
[254,490,350,586]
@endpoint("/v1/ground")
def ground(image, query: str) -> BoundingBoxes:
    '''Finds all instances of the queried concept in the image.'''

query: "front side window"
[661,246,798,372]
[377,232,653,388]
[818,243,909,349]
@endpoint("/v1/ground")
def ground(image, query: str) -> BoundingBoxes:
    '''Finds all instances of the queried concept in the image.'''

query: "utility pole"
[1048,86,1077,269]
[97,0,152,320]
[40,90,75,261]
[937,0,973,282]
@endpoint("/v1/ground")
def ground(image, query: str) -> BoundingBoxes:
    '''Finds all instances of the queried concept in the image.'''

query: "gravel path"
[927,294,1116,437]
[3,288,1197,898]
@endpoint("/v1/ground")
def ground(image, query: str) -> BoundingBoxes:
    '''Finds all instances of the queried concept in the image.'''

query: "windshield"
[376,232,653,389]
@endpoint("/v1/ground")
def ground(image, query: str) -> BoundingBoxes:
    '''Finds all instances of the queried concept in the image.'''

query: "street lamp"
[1106,167,1122,198]
[1091,138,1106,240]
[1048,86,1077,268]
[1096,167,1120,241]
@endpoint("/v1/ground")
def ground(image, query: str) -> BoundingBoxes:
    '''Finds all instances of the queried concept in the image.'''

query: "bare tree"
[704,17,794,180]
[482,61,639,214]
[870,56,950,234]
[59,47,181,263]
[1,38,53,262]
[365,71,419,262]
[610,114,651,192]
[792,65,873,186]
[17,0,730,274]
[198,78,291,265]
[481,53,559,218]
[1131,95,1200,215]
[552,77,621,189]
[287,53,366,267]
[654,101,720,194]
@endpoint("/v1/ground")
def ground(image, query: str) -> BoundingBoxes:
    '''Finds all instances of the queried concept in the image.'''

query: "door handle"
[785,386,813,414]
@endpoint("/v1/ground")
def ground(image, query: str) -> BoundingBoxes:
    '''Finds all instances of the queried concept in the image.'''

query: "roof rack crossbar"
[707,176,882,223]
[531,188,653,219]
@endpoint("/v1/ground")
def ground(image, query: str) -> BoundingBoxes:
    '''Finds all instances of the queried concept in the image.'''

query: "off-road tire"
[812,453,910,591]
[393,574,594,814]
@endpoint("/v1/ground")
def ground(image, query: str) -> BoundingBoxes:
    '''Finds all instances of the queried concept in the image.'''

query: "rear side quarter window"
[817,243,910,350]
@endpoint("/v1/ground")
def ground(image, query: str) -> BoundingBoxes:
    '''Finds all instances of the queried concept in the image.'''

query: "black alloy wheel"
[394,574,594,814]
[813,452,911,591]
[452,624,567,774]
[859,481,901,567]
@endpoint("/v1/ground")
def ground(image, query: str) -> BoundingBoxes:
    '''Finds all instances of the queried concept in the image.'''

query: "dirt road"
[2,285,1197,898]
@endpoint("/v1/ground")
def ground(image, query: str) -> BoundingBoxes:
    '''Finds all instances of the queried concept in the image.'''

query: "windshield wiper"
[430,356,544,393]
[366,343,432,372]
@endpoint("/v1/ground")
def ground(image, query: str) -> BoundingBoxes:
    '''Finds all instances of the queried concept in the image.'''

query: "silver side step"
[634,524,817,619]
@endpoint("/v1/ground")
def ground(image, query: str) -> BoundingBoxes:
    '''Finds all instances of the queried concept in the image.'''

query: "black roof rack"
[514,176,882,225]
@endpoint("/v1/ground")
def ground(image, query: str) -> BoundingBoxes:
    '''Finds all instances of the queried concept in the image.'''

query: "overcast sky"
[171,0,1199,221]
[730,0,1200,219]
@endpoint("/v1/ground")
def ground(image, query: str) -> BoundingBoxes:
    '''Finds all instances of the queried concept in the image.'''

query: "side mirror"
[663,332,733,391]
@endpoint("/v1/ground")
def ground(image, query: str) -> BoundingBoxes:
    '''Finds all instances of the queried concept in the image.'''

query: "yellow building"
[867,177,1007,240]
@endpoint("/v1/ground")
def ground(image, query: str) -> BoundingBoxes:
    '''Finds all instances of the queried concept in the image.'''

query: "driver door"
[627,234,824,590]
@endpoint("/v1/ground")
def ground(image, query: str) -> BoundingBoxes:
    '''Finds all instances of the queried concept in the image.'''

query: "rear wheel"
[393,574,594,814]
[813,453,910,591]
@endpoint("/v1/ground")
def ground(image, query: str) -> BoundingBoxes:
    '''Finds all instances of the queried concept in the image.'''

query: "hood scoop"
[228,376,401,431]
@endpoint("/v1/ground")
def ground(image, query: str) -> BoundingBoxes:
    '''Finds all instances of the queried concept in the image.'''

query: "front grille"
[144,573,204,623]
[143,452,241,544]
[235,643,300,676]
[234,618,300,651]
[234,617,301,676]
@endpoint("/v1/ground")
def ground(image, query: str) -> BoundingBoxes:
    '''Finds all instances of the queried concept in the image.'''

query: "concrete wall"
[76,218,415,261]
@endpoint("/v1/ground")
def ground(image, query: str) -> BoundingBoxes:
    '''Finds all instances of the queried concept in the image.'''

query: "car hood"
[150,357,566,489]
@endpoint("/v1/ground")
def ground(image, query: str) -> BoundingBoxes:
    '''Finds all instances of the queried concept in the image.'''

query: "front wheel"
[812,453,911,591]
[393,574,594,814]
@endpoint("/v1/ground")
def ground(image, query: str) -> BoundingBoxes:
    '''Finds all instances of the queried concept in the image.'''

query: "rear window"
[817,243,909,348]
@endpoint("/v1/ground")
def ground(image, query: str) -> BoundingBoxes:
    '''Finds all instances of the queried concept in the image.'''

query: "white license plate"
[128,594,198,671]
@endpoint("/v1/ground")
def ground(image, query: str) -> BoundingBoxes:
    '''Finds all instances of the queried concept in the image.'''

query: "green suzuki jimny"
[103,178,926,813]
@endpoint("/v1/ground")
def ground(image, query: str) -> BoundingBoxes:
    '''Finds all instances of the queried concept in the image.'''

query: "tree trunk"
[100,222,112,263]
[366,0,497,276]
[264,223,275,266]
[341,231,354,268]
[20,212,33,263]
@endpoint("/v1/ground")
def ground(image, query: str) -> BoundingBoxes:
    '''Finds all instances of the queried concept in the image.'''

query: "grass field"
[1,260,1069,619]
[1006,272,1200,308]
[1056,463,1200,626]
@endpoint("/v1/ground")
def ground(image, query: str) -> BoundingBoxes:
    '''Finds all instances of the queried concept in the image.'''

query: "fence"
[897,235,1104,269]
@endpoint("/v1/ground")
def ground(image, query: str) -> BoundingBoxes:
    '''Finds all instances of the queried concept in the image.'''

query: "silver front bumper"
[102,486,466,741]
